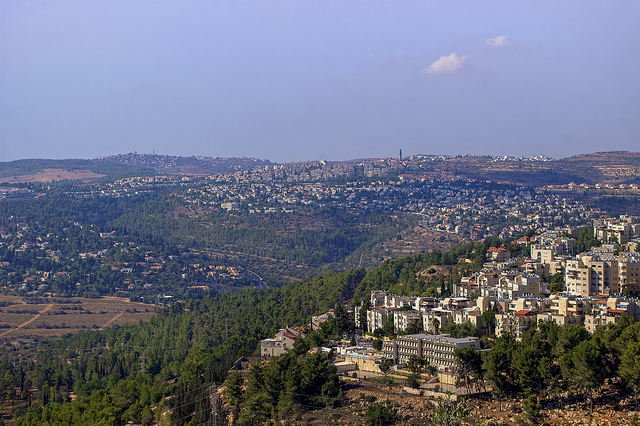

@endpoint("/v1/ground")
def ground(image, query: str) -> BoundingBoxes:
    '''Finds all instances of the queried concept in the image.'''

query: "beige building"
[422,309,454,334]
[261,327,306,358]
[617,256,640,296]
[339,348,384,372]
[531,247,555,265]
[367,307,393,332]
[383,334,480,372]
[487,247,510,262]
[480,272,542,299]
[393,310,423,333]
[595,221,633,244]
[565,254,619,296]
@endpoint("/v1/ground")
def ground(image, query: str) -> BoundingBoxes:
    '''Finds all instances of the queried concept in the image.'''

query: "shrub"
[364,400,399,426]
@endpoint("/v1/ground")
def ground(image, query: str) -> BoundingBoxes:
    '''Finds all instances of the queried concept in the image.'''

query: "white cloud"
[485,35,511,47]
[422,53,468,74]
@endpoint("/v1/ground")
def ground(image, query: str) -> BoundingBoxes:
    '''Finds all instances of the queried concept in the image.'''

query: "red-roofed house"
[487,246,510,262]
[261,327,307,358]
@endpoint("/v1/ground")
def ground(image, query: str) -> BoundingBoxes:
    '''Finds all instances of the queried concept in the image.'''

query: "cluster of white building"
[355,216,640,340]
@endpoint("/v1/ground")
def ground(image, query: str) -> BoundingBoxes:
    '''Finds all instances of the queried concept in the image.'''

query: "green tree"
[549,273,565,294]
[383,313,395,337]
[483,333,518,398]
[334,303,351,335]
[226,370,244,407]
[512,333,549,395]
[481,310,496,337]
[522,394,541,423]
[372,339,383,351]
[406,356,429,375]
[620,340,640,409]
[453,347,483,395]
[364,400,399,426]
[379,359,393,376]
[430,396,472,426]
[359,300,371,331]
[561,339,605,409]
[405,321,422,335]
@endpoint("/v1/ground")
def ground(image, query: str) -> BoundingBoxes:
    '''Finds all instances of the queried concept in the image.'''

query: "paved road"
[247,270,268,290]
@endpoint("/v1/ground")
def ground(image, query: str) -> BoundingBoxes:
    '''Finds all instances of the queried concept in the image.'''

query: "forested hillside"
[0,191,405,301]
[4,269,364,425]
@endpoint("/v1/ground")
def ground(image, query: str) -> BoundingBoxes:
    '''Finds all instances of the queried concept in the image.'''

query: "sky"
[1,1,639,163]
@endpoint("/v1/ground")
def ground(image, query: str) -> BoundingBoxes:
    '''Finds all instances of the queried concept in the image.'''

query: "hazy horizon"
[2,1,639,163]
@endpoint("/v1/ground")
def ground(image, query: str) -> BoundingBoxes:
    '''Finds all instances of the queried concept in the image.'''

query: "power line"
[210,382,217,426]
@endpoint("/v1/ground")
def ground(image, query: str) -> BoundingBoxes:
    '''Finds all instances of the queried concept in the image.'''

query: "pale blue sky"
[1,1,639,163]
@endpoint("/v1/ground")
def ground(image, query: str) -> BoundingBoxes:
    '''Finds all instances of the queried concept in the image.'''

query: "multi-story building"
[477,271,542,299]
[487,246,510,262]
[565,254,619,296]
[422,309,454,334]
[393,310,423,333]
[383,334,480,372]
[384,293,412,308]
[370,290,387,307]
[617,256,640,296]
[593,216,638,244]
[367,307,393,332]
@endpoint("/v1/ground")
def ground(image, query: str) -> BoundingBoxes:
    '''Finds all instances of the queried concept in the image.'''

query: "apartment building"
[422,309,454,334]
[476,271,542,299]
[565,254,620,296]
[487,246,510,262]
[594,219,634,244]
[617,256,640,296]
[383,334,480,372]
[393,310,423,333]
[367,307,393,332]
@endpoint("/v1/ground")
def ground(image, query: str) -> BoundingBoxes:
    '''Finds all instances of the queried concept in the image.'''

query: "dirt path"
[0,303,54,337]
[100,311,124,330]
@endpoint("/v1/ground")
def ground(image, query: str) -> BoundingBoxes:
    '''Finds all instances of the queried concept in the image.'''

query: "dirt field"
[0,295,156,339]
[0,168,105,183]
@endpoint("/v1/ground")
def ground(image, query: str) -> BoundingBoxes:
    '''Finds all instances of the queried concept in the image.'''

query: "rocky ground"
[292,379,640,425]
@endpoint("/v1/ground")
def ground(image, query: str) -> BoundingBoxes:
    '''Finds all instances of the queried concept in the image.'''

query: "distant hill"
[4,151,640,187]
[0,158,157,183]
[438,151,640,186]
[0,155,277,183]
[102,153,276,176]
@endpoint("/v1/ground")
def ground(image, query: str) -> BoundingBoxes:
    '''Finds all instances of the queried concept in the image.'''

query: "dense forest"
[4,246,640,425]
[0,191,406,289]
[2,269,364,425]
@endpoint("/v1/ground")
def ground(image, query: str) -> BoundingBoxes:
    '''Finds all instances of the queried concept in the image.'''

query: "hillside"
[439,151,640,186]
[0,158,157,183]
[102,153,276,176]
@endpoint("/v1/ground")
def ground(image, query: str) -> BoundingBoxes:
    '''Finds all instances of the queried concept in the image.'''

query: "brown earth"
[442,151,640,186]
[351,223,464,271]
[0,295,156,340]
[286,378,640,425]
[0,168,105,183]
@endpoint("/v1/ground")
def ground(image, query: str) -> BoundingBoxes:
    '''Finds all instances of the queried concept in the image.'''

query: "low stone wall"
[403,387,459,401]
